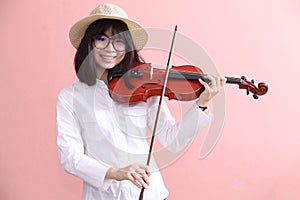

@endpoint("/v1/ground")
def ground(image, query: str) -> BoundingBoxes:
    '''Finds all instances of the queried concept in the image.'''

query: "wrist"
[105,167,118,180]
[197,104,208,111]
[196,101,208,110]
[197,99,208,107]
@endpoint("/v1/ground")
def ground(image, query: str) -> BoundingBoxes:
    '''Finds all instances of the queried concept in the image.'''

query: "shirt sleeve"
[56,86,112,190]
[147,97,213,152]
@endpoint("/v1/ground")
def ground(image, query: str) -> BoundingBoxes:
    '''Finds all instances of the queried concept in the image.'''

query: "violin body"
[109,62,206,103]
[108,62,268,104]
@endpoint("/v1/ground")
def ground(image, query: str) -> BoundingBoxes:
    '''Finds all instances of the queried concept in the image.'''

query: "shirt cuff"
[102,178,113,191]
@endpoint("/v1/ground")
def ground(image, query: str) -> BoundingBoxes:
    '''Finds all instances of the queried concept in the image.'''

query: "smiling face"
[92,27,125,74]
[74,19,140,86]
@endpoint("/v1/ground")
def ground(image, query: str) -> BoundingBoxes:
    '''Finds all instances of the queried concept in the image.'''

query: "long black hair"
[74,19,142,86]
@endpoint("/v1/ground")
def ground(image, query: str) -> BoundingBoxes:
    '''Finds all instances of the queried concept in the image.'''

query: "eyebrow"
[99,33,120,39]
[97,33,109,37]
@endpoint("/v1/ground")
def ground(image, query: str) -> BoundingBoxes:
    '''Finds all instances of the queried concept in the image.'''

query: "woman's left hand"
[197,75,227,107]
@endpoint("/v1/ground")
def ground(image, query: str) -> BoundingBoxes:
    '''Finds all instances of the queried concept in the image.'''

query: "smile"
[100,54,118,62]
[100,54,117,59]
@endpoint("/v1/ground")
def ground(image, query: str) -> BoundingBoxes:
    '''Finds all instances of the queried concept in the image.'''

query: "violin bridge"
[150,64,153,80]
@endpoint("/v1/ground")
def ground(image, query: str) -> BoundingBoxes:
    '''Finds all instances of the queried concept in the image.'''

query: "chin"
[100,62,118,69]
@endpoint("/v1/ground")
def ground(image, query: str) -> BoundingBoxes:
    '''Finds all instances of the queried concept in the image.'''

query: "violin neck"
[169,71,242,85]
[225,77,243,84]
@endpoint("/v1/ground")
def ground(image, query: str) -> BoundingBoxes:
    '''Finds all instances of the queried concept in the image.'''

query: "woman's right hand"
[105,163,151,189]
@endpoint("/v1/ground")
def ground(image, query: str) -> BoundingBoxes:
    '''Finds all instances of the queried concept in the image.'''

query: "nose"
[105,40,115,52]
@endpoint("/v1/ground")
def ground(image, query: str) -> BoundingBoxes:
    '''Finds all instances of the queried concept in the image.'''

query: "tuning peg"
[130,70,142,77]
[246,87,250,95]
[251,79,255,84]
[241,76,247,80]
[253,93,259,99]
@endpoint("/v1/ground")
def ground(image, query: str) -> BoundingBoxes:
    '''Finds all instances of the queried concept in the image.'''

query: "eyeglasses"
[92,35,127,52]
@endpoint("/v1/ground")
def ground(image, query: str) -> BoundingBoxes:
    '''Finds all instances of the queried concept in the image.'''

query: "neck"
[97,68,108,85]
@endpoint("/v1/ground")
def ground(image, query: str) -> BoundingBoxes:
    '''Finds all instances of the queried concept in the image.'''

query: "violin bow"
[139,25,178,200]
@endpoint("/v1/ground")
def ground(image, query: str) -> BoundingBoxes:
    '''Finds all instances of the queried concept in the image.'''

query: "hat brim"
[69,14,148,50]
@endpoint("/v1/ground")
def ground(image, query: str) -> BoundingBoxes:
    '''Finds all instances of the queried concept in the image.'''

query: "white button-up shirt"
[56,80,212,200]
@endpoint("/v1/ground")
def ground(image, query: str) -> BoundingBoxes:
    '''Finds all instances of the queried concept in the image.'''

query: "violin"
[108,61,268,104]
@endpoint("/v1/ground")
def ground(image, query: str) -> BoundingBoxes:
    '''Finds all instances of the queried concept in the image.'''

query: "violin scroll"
[233,76,268,99]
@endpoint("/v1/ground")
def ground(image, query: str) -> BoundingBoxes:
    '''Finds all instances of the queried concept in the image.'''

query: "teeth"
[101,55,116,58]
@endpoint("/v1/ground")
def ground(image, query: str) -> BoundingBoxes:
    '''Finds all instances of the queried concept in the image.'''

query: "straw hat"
[69,3,148,50]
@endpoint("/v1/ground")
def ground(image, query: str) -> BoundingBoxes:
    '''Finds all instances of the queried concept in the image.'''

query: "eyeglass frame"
[92,35,127,52]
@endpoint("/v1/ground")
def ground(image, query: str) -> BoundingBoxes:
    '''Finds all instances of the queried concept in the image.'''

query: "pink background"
[1,0,300,199]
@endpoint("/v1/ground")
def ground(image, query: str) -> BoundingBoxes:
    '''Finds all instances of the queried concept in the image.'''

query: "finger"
[130,173,145,189]
[137,164,149,170]
[198,76,211,91]
[198,76,209,86]
[137,164,151,176]
[135,166,150,187]
[140,172,150,186]
[205,75,217,91]
[216,76,227,92]
[137,169,151,177]
[128,173,143,189]
[220,75,227,87]
[146,170,151,177]
[214,76,221,91]
[132,173,149,189]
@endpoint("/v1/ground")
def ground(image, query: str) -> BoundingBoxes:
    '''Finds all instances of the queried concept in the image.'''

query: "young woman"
[56,3,226,200]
